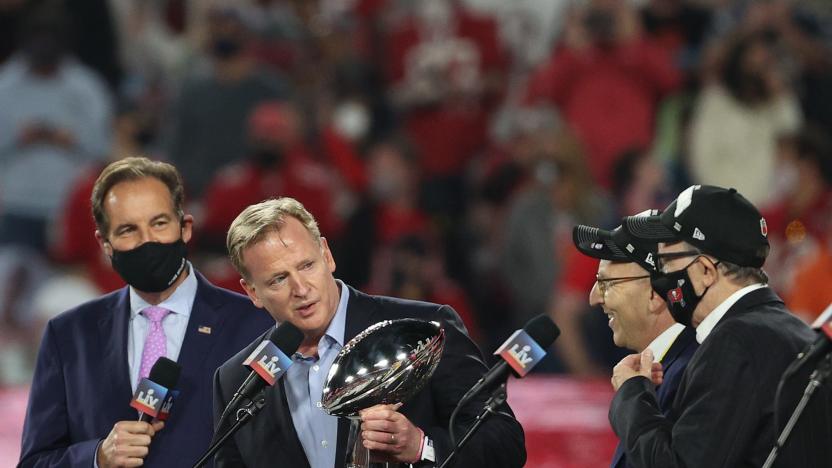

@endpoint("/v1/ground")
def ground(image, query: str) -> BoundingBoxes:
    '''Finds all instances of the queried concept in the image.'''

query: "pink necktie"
[139,306,171,379]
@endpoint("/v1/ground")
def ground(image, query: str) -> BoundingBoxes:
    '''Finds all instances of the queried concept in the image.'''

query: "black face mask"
[650,257,715,327]
[211,37,242,59]
[251,148,284,168]
[110,239,188,293]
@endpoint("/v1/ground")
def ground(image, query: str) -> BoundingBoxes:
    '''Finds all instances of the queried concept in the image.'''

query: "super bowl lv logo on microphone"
[495,330,546,377]
[243,340,293,385]
[131,380,169,417]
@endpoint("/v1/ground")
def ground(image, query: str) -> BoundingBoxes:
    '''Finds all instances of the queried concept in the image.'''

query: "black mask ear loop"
[694,256,720,301]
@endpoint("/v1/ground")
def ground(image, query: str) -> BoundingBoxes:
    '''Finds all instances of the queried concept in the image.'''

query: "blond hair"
[227,197,321,279]
[91,157,185,236]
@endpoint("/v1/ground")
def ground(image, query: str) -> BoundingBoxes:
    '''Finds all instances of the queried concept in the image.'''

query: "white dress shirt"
[696,283,766,344]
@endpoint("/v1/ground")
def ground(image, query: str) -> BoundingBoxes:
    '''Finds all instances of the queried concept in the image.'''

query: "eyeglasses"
[655,250,702,272]
[595,274,651,297]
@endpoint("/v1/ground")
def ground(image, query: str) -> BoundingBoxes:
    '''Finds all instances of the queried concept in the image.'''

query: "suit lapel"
[335,286,380,467]
[660,326,696,373]
[97,288,137,420]
[176,273,225,377]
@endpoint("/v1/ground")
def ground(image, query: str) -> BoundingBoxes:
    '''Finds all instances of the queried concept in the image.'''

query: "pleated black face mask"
[110,239,188,293]
[650,257,717,328]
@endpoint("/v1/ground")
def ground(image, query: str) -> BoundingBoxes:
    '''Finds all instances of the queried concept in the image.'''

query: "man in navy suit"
[572,210,697,468]
[213,197,526,467]
[18,157,272,467]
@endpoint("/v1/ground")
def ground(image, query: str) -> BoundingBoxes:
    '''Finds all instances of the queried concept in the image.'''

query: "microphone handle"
[138,412,153,423]
[440,383,508,468]
[193,397,266,468]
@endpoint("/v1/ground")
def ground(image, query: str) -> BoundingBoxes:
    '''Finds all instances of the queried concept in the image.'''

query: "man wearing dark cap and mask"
[19,157,272,467]
[573,210,697,468]
[609,184,832,467]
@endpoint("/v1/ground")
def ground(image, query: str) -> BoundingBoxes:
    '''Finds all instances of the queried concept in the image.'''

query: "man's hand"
[611,349,663,391]
[97,420,164,468]
[360,403,422,464]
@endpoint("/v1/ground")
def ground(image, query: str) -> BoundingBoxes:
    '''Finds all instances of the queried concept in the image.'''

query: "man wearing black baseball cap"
[608,185,831,467]
[573,211,698,468]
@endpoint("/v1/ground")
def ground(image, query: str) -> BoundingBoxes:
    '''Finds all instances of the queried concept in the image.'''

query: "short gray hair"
[717,261,769,286]
[671,241,768,286]
[227,197,321,279]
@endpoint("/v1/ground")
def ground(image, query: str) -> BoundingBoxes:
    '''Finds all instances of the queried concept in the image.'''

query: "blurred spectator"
[689,30,802,205]
[200,101,347,254]
[166,6,289,196]
[335,137,428,288]
[109,0,195,96]
[743,1,832,141]
[0,0,121,89]
[365,234,481,344]
[465,106,558,348]
[610,147,672,218]
[786,236,832,324]
[545,148,669,377]
[384,0,508,215]
[640,0,712,73]
[502,126,612,333]
[0,4,112,251]
[762,125,832,301]
[526,0,681,187]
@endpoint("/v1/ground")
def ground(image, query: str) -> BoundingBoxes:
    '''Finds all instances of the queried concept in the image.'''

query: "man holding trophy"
[213,198,526,467]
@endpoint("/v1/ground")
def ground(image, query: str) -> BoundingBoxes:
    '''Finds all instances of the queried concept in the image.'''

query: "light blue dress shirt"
[127,263,197,391]
[284,279,348,468]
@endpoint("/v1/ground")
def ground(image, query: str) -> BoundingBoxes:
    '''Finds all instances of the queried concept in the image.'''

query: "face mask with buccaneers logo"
[650,256,717,327]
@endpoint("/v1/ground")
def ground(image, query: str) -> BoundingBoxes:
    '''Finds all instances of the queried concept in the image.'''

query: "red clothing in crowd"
[527,39,681,187]
[384,7,507,177]
[201,154,343,244]
[50,167,124,293]
[558,246,600,296]
[374,204,429,245]
[761,190,832,244]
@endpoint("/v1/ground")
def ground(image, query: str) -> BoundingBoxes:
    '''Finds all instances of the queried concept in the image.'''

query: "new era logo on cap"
[572,216,660,272]
[760,218,768,237]
[693,228,705,241]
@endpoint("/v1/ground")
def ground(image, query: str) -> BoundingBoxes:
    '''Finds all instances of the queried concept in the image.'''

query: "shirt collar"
[323,279,349,348]
[646,323,686,362]
[696,283,766,344]
[129,262,197,318]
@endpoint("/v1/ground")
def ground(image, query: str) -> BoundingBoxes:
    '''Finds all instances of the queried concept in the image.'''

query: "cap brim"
[572,225,630,261]
[622,214,678,242]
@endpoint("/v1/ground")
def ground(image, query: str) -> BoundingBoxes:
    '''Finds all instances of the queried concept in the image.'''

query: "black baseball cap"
[573,210,660,272]
[622,185,770,268]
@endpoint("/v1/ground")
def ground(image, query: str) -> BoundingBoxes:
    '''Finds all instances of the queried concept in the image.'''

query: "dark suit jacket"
[609,287,832,468]
[213,286,527,468]
[18,271,273,468]
[610,326,697,468]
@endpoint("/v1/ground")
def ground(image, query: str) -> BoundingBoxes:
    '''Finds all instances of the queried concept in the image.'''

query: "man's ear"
[95,230,112,257]
[181,214,194,243]
[240,278,263,309]
[700,257,720,288]
[648,287,666,316]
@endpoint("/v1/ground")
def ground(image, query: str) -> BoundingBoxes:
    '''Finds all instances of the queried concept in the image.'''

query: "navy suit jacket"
[610,326,698,468]
[213,285,527,468]
[18,271,273,468]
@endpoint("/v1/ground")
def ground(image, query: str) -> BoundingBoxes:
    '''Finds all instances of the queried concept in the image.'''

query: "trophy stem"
[346,417,370,468]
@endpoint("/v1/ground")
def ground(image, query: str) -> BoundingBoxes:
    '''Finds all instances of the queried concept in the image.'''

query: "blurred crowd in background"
[1,0,831,386]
